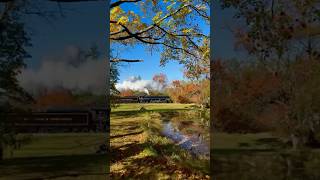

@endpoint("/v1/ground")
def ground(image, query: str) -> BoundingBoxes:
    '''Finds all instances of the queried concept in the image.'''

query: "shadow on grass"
[254,137,287,148]
[111,109,192,118]
[110,142,209,179]
[110,142,145,163]
[0,154,108,179]
[110,131,144,139]
[211,148,275,155]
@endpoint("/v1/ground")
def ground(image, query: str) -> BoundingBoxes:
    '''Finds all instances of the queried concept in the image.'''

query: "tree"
[220,0,320,69]
[119,89,135,97]
[110,0,210,73]
[34,89,76,110]
[152,73,167,90]
[217,0,320,148]
[0,0,34,160]
[166,80,203,104]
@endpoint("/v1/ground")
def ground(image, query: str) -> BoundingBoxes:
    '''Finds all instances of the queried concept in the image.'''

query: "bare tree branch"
[110,0,142,9]
[49,0,105,2]
[110,4,192,40]
[189,4,209,20]
[110,20,201,59]
[110,58,143,62]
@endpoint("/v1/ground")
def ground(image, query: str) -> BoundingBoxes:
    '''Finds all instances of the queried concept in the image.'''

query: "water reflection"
[160,113,210,158]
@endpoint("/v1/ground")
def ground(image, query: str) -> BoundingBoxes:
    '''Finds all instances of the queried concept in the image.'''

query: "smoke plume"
[115,76,165,94]
[17,45,107,95]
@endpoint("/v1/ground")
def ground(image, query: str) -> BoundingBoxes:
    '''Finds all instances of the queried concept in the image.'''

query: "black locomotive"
[117,96,172,103]
[7,107,109,133]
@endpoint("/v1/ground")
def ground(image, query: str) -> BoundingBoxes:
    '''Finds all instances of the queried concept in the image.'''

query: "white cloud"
[115,76,164,93]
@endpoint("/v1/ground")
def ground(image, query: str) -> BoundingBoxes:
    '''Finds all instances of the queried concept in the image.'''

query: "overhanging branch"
[110,58,143,62]
[110,0,142,9]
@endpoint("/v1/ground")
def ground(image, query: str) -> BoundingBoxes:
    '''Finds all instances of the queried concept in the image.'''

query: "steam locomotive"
[117,96,172,103]
[8,107,109,133]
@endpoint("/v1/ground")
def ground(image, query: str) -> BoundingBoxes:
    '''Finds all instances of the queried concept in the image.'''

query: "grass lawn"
[0,133,107,180]
[110,103,209,179]
[212,132,320,179]
[212,132,284,154]
[112,103,196,112]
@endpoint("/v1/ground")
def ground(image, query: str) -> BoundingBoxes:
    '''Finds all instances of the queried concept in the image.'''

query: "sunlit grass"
[111,103,195,112]
[0,133,107,179]
[110,103,210,178]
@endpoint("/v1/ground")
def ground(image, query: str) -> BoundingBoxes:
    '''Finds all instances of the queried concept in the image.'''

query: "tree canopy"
[110,0,210,79]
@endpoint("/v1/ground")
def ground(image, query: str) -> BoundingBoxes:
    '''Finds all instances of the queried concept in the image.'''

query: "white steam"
[115,76,165,94]
[17,45,107,95]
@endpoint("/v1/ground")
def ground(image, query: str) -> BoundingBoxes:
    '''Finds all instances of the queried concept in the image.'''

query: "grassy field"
[0,133,107,180]
[110,103,210,179]
[212,132,320,179]
[112,103,195,112]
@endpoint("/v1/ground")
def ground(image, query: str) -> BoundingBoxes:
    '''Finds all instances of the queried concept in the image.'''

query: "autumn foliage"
[33,89,76,110]
[212,57,320,148]
[119,89,135,97]
[166,79,209,104]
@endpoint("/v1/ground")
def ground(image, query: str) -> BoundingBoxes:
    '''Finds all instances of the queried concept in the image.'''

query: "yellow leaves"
[152,11,163,23]
[180,7,192,15]
[137,23,147,31]
[110,23,122,33]
[166,2,176,11]
[111,6,122,15]
[117,16,129,25]
[196,4,207,11]
[202,49,210,59]
[182,28,192,34]
[110,7,124,21]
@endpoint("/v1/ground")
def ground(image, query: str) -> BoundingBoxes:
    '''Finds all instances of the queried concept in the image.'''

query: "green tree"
[0,1,33,159]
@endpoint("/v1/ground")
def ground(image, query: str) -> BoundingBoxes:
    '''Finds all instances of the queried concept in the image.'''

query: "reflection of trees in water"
[159,110,210,157]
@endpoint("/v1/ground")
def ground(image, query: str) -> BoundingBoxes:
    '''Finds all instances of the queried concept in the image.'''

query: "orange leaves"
[167,80,208,104]
[119,89,135,97]
[34,89,76,109]
[152,73,167,85]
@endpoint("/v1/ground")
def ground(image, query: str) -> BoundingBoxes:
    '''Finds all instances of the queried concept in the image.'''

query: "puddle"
[161,121,209,157]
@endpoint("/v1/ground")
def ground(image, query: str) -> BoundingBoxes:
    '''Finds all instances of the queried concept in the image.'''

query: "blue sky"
[23,1,245,86]
[24,1,107,69]
[114,3,248,83]
[113,1,210,83]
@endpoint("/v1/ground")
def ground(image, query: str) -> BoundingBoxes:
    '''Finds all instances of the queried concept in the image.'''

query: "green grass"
[212,132,281,151]
[110,103,210,179]
[4,133,106,158]
[1,133,107,180]
[212,133,320,179]
[0,103,206,179]
[112,103,195,112]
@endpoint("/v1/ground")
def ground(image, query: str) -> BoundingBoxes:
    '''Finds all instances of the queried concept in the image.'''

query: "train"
[7,107,109,133]
[5,95,173,133]
[117,95,172,103]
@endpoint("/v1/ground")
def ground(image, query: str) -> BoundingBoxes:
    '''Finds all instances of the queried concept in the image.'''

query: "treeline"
[117,74,210,105]
[166,79,209,105]
[116,72,209,105]
[214,0,320,149]
[212,57,320,149]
